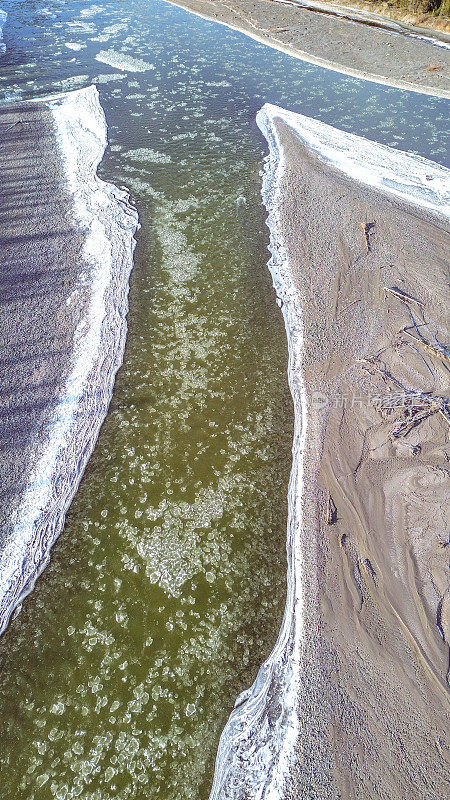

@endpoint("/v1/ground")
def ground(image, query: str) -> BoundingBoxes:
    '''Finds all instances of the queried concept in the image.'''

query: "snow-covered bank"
[259,104,450,216]
[209,105,450,799]
[0,85,138,636]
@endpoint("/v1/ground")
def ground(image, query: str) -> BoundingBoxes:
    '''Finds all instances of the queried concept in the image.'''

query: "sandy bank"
[166,0,450,97]
[0,86,138,636]
[257,106,449,799]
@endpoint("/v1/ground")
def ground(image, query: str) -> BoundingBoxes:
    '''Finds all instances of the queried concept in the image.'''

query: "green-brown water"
[0,1,448,798]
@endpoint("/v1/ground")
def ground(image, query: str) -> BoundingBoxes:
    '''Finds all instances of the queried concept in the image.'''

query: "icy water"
[0,1,448,799]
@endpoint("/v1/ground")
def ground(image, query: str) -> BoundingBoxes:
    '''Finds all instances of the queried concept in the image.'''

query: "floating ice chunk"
[95,49,155,72]
[2,89,22,102]
[124,147,171,164]
[101,22,128,36]
[67,21,96,33]
[95,73,126,83]
[205,80,232,88]
[80,4,104,17]
[65,42,86,51]
[50,702,65,715]
[91,24,128,44]
[56,75,90,91]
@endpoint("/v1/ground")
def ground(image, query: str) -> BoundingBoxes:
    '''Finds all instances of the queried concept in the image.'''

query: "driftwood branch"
[360,357,449,439]
[360,221,375,253]
[383,286,424,307]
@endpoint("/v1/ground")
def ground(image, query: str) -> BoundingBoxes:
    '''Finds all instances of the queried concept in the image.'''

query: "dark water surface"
[0,1,448,798]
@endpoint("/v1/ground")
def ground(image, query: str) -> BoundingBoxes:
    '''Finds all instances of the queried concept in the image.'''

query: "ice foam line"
[261,104,450,217]
[0,8,7,54]
[0,85,139,636]
[207,114,308,800]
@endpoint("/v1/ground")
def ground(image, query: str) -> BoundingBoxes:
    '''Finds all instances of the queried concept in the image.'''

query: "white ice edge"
[261,104,450,218]
[208,117,308,800]
[163,0,450,99]
[209,107,450,799]
[0,8,7,53]
[0,85,139,635]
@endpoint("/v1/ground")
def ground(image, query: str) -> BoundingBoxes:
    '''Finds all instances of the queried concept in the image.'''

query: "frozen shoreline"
[208,107,307,800]
[0,8,6,53]
[0,86,138,636]
[259,104,450,215]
